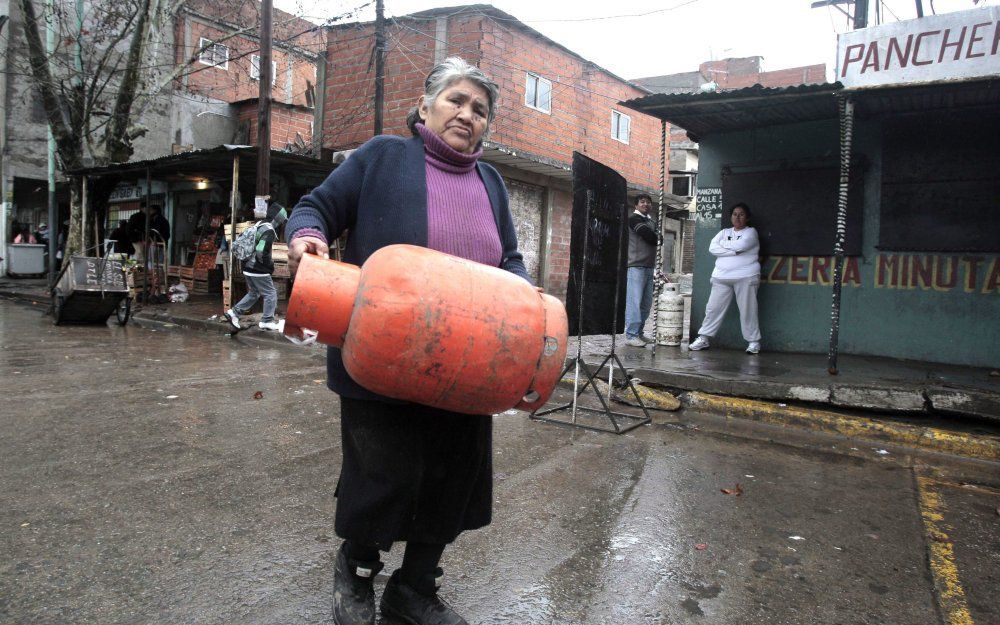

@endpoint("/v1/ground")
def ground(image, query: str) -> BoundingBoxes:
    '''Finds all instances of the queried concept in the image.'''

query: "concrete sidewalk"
[3,275,997,423]
[575,335,999,422]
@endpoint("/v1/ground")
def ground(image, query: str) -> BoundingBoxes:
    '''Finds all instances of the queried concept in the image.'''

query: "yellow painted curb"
[916,477,976,625]
[557,376,681,411]
[686,391,1000,462]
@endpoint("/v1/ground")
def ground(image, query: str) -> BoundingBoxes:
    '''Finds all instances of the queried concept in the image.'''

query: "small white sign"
[837,7,1000,88]
[254,195,269,219]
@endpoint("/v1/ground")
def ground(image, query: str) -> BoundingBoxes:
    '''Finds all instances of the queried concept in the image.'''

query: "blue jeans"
[234,274,277,322]
[625,266,654,338]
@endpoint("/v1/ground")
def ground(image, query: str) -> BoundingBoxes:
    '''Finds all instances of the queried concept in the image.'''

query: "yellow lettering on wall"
[911,255,934,290]
[790,256,810,284]
[934,256,958,291]
[810,257,832,286]
[983,259,1000,294]
[877,254,899,289]
[962,256,982,293]
[769,257,788,283]
[844,257,862,286]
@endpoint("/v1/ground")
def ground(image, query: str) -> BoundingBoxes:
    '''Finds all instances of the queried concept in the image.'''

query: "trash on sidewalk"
[168,283,189,303]
[253,391,264,400]
[721,483,743,496]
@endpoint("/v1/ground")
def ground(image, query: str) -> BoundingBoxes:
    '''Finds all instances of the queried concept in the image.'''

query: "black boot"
[333,543,384,625]
[380,568,468,625]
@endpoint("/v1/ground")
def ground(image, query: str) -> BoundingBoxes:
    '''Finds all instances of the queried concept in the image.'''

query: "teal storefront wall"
[691,118,999,368]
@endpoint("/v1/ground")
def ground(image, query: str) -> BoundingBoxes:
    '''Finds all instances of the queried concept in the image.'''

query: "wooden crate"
[223,221,255,239]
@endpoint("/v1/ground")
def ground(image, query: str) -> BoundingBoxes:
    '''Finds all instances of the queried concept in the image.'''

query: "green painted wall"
[691,118,999,368]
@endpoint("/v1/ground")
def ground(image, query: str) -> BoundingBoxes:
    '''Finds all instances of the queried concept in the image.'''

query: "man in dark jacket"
[225,205,287,331]
[148,205,170,245]
[625,194,659,347]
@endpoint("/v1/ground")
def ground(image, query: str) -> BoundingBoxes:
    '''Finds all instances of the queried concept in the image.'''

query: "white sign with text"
[837,6,1000,87]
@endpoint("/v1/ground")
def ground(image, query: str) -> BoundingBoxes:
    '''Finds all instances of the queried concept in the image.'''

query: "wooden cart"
[51,256,131,325]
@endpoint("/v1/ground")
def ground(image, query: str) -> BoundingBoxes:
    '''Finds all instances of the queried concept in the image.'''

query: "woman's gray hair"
[406,57,500,138]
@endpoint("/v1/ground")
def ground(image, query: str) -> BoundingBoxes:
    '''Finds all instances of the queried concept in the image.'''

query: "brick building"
[322,4,663,302]
[174,0,326,151]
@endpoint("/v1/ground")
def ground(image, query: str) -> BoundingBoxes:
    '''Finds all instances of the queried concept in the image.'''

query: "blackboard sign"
[696,187,722,221]
[879,113,1000,252]
[71,257,127,291]
[566,152,628,336]
[721,167,863,256]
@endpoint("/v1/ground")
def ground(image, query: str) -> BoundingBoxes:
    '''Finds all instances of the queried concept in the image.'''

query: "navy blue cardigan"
[287,133,530,401]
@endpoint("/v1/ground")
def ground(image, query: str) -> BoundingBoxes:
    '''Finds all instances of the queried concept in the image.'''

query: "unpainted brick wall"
[235,103,314,147]
[504,178,545,283]
[179,18,318,108]
[322,15,663,191]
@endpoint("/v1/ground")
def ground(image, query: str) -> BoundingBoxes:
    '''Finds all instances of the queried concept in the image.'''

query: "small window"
[198,37,229,69]
[525,72,552,113]
[672,176,691,197]
[611,110,630,144]
[250,55,277,84]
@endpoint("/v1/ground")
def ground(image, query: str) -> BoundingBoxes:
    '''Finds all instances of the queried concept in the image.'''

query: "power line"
[386,0,702,24]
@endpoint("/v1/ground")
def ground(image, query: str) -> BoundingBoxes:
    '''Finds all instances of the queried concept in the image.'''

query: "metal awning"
[619,83,844,142]
[67,145,334,181]
[481,141,572,182]
[481,141,658,195]
[620,78,999,141]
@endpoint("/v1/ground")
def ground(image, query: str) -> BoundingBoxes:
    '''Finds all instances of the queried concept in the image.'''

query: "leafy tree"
[14,0,351,258]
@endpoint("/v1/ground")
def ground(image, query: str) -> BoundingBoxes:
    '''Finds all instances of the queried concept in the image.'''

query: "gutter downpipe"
[828,95,854,375]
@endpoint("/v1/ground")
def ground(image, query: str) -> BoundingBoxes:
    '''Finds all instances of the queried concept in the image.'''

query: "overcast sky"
[274,0,996,81]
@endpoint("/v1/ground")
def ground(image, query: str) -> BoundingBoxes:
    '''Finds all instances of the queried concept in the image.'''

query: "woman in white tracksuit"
[688,202,762,354]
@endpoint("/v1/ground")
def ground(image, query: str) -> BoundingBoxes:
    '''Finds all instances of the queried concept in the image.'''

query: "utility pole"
[373,0,385,135]
[256,0,273,202]
[915,0,924,17]
[46,0,57,282]
[853,0,869,28]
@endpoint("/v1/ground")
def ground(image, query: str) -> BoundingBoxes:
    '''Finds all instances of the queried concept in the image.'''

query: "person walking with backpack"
[225,204,287,331]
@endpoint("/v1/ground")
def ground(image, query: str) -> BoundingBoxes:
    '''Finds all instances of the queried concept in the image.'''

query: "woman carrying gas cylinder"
[286,57,529,625]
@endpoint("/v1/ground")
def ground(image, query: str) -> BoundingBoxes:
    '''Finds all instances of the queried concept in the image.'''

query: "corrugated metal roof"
[68,146,334,180]
[848,77,1000,116]
[619,83,844,141]
[620,78,999,141]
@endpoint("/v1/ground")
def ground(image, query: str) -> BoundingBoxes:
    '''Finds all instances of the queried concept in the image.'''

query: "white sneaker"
[689,336,710,351]
[259,320,281,331]
[625,336,647,347]
[746,341,761,354]
[639,334,654,344]
[224,308,241,329]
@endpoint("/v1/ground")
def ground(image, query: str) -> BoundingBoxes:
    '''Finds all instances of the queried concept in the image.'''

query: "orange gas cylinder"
[285,244,568,415]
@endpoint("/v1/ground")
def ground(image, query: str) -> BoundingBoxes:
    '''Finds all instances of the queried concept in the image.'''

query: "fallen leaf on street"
[253,391,264,400]
[721,483,743,496]
[695,543,707,551]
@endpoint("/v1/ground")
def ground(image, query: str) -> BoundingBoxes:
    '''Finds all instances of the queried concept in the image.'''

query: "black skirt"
[335,396,493,550]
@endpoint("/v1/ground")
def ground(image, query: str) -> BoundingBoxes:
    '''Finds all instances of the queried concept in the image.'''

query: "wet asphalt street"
[1,298,998,625]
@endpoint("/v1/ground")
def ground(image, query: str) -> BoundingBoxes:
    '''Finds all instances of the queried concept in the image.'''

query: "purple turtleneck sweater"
[417,123,503,268]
